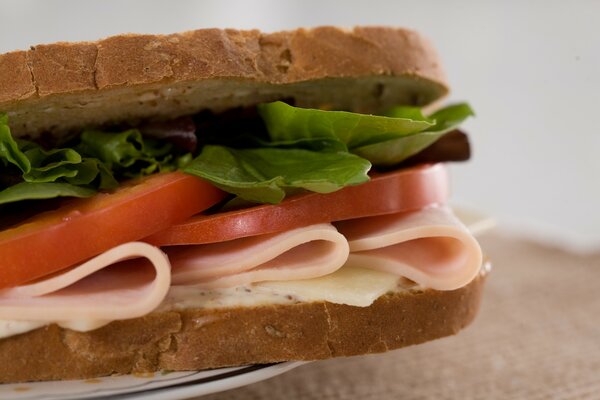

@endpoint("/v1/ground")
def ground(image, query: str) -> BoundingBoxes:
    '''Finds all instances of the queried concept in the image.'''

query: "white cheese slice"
[159,266,404,310]
[255,266,402,307]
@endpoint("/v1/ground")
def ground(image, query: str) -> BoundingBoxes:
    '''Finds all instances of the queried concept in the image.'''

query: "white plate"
[0,362,305,400]
[453,206,496,236]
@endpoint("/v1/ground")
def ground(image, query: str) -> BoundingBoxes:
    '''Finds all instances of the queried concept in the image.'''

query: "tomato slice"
[0,172,226,289]
[147,163,448,246]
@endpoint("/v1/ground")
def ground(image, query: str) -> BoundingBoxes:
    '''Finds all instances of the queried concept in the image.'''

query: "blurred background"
[1,0,598,251]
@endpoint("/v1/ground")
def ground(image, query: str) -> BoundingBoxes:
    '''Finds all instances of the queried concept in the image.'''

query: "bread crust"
[0,273,484,383]
[0,26,448,138]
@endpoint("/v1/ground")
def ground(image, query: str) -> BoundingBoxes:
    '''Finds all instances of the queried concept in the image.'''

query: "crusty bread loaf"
[0,26,448,139]
[0,272,485,383]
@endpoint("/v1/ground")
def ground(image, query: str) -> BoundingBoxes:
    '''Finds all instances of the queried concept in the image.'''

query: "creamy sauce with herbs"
[0,266,411,339]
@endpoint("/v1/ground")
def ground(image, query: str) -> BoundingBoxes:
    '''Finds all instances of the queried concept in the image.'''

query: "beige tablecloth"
[200,232,600,400]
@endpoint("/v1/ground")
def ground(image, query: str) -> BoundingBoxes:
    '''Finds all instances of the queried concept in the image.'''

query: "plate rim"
[0,362,307,400]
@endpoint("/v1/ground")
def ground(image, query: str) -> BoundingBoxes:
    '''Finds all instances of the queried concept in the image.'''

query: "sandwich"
[0,26,486,383]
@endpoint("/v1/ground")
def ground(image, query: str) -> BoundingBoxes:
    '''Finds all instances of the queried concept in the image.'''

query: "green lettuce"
[17,143,117,188]
[0,115,185,205]
[353,103,475,166]
[247,136,348,153]
[0,114,30,171]
[76,129,178,177]
[0,117,115,205]
[257,101,473,166]
[0,182,96,205]
[258,101,434,149]
[1,100,472,207]
[184,145,371,204]
[183,102,472,203]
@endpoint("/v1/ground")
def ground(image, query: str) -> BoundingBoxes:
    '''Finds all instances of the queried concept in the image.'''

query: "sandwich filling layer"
[0,205,483,339]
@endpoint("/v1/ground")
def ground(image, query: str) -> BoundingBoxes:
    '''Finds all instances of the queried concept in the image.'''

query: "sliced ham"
[335,206,482,291]
[0,204,482,338]
[0,242,171,321]
[166,224,349,288]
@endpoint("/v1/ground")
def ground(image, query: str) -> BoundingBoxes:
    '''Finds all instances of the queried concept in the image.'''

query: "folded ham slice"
[336,206,482,290]
[0,206,481,338]
[166,224,349,288]
[0,242,171,321]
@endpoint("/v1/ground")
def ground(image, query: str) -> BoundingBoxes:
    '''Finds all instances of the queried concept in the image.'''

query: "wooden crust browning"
[0,273,485,383]
[0,26,448,138]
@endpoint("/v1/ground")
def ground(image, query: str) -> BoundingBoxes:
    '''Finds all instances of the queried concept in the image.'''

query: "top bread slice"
[0,26,448,139]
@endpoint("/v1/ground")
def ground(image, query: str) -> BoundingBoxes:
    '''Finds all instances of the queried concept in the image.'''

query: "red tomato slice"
[0,172,226,289]
[147,163,448,246]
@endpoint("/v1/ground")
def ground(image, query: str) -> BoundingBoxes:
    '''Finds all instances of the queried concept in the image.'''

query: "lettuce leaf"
[0,114,30,171]
[243,135,348,153]
[257,101,473,167]
[382,105,432,120]
[258,101,434,149]
[1,100,472,207]
[0,115,185,205]
[0,117,117,194]
[16,144,118,188]
[76,129,177,177]
[183,102,472,203]
[0,182,96,205]
[353,103,475,166]
[184,145,371,204]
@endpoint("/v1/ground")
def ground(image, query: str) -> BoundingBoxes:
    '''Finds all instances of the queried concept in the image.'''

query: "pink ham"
[166,224,349,288]
[335,206,482,290]
[0,206,480,335]
[0,242,171,321]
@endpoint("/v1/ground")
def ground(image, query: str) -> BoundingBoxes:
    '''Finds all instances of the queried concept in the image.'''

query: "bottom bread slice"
[0,273,485,383]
